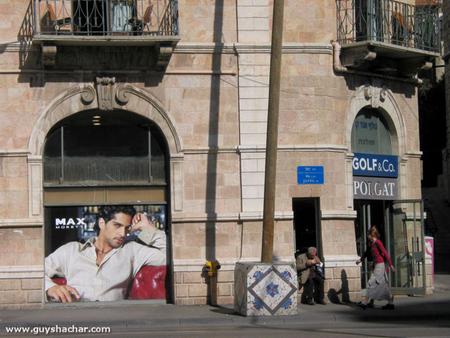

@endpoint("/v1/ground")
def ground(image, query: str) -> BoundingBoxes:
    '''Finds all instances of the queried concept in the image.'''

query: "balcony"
[32,0,180,67]
[336,0,441,75]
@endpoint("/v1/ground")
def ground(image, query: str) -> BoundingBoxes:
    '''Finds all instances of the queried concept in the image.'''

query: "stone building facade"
[0,0,440,308]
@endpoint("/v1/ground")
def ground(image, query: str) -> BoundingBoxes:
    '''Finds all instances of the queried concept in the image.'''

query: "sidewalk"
[1,275,449,334]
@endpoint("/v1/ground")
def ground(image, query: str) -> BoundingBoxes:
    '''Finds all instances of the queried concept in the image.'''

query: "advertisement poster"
[44,204,167,303]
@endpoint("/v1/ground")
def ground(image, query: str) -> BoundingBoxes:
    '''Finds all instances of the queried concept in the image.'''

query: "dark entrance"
[293,198,322,256]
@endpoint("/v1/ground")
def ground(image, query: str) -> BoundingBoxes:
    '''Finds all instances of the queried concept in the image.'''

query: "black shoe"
[382,304,395,310]
[302,300,315,305]
[357,302,367,310]
[367,302,374,309]
[316,300,326,305]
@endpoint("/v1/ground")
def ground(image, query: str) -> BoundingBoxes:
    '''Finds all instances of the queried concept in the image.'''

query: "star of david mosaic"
[248,266,297,315]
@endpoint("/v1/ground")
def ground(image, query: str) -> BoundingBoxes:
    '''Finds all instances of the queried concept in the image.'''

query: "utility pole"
[261,0,284,263]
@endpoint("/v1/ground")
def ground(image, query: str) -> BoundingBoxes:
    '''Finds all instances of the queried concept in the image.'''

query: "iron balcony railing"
[33,0,179,37]
[336,0,441,53]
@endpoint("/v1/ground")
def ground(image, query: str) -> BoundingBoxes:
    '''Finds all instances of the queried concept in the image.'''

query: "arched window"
[44,110,167,186]
[351,108,392,154]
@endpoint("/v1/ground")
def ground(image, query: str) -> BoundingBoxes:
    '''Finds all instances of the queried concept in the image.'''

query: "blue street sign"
[297,166,324,185]
[352,153,398,178]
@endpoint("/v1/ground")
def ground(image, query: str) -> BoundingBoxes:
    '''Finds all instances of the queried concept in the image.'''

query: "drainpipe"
[331,41,422,85]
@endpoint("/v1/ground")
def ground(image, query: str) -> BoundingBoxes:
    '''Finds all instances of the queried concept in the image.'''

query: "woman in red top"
[356,226,396,310]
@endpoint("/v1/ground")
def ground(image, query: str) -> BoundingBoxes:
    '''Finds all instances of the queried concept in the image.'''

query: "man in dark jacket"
[296,247,325,305]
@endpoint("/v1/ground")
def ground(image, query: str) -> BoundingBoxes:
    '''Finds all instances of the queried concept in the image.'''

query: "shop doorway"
[293,198,322,257]
[354,199,391,287]
[354,199,426,294]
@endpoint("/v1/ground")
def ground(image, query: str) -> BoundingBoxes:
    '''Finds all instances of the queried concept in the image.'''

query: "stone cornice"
[321,210,357,220]
[174,42,236,54]
[234,43,333,54]
[239,211,294,221]
[322,255,360,267]
[171,211,294,223]
[182,147,238,155]
[171,213,240,223]
[0,265,44,279]
[238,144,348,153]
[174,42,333,55]
[0,219,44,228]
[403,151,423,159]
[2,41,333,55]
[0,149,29,157]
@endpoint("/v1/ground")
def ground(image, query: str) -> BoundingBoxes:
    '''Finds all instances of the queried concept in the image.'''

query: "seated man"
[45,205,166,303]
[296,247,325,305]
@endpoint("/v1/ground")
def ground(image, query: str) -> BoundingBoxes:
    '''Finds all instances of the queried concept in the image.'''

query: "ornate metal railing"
[336,0,441,53]
[33,0,179,36]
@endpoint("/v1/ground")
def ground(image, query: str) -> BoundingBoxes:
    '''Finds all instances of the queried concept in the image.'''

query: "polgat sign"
[353,177,398,200]
[353,153,398,178]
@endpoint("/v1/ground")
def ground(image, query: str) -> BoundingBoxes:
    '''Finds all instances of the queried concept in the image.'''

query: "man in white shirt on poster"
[45,205,166,303]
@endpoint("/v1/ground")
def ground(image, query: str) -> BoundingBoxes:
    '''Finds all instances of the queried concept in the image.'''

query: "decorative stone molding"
[238,211,294,221]
[233,43,333,55]
[346,83,406,157]
[0,149,28,157]
[322,255,360,268]
[28,82,185,217]
[157,45,175,70]
[96,77,116,110]
[0,265,44,279]
[27,155,43,218]
[363,83,389,108]
[237,144,348,154]
[346,83,408,201]
[115,83,133,105]
[0,218,43,228]
[80,85,96,105]
[340,45,377,68]
[345,153,354,210]
[321,210,357,220]
[171,212,240,223]
[41,45,57,66]
[29,83,182,156]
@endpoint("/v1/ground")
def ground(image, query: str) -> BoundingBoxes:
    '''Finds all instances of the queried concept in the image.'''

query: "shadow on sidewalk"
[210,305,237,316]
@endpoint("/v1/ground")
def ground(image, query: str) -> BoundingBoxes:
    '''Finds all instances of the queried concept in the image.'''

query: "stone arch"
[27,82,184,218]
[345,84,407,157]
[343,83,409,207]
[28,83,182,157]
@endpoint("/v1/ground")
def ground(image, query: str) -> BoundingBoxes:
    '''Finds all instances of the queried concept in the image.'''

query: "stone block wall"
[0,279,42,309]
[174,270,234,305]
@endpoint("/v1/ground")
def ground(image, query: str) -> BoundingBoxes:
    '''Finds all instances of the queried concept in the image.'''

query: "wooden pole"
[261,0,284,263]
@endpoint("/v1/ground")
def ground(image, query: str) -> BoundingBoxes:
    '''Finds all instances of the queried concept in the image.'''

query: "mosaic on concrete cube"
[234,262,297,316]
